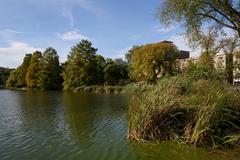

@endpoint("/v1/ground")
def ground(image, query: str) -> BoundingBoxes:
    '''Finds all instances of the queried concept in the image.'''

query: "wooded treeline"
[5,39,181,91]
[6,40,130,90]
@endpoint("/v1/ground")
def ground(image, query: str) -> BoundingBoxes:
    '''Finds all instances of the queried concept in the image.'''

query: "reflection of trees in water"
[16,91,63,132]
[63,93,130,143]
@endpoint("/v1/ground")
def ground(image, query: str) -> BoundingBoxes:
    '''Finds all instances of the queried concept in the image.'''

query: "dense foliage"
[158,0,240,38]
[62,40,131,91]
[104,58,129,85]
[131,42,179,82]
[0,67,13,87]
[26,51,42,88]
[6,50,62,90]
[128,74,240,148]
[63,40,100,91]
[38,48,62,90]
[16,54,32,87]
[158,1,240,84]
[6,40,131,91]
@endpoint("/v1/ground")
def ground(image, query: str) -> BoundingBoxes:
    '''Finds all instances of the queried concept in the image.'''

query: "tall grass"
[128,74,240,148]
[71,81,152,94]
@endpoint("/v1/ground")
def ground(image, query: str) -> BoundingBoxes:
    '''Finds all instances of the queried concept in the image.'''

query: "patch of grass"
[128,75,240,148]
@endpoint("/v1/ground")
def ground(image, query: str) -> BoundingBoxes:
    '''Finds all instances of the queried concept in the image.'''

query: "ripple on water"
[1,91,238,160]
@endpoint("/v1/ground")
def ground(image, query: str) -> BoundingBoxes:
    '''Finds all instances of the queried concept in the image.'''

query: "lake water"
[0,90,239,160]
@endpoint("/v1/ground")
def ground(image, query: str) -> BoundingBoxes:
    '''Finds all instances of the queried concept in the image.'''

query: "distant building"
[159,40,174,44]
[213,53,240,83]
[178,50,190,70]
[214,53,226,70]
[158,40,191,71]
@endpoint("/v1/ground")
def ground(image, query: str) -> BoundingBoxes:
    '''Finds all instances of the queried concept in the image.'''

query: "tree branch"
[201,0,239,29]
[196,13,237,30]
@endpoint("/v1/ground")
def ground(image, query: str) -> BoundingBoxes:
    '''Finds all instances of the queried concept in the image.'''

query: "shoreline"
[5,82,150,94]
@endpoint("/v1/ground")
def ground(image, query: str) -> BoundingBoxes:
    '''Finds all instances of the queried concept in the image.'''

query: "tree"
[131,42,179,82]
[159,0,240,38]
[63,40,98,91]
[104,58,129,85]
[16,54,32,87]
[6,70,18,88]
[196,27,221,79]
[94,54,106,85]
[125,46,141,66]
[221,35,240,84]
[198,51,216,79]
[0,67,13,87]
[26,51,42,88]
[38,47,62,90]
[234,50,240,80]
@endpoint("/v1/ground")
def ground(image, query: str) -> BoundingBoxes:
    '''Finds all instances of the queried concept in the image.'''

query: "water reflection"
[0,90,239,160]
[62,92,136,160]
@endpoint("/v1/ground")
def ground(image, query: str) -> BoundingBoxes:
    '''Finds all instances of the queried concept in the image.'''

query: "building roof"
[159,40,173,44]
[158,40,190,59]
[178,50,190,59]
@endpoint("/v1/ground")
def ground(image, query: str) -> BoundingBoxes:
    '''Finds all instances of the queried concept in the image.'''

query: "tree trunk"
[225,53,233,84]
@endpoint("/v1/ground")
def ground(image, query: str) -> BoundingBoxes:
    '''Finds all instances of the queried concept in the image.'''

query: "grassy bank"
[128,75,240,148]
[5,81,152,94]
[71,82,152,94]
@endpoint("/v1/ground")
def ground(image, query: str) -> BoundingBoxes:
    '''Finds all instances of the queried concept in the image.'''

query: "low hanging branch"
[159,0,240,37]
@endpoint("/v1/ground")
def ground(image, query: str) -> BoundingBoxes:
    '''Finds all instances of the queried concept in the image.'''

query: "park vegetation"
[127,0,240,148]
[5,40,130,91]
[0,67,13,88]
[6,48,63,90]
[131,42,179,82]
[3,0,240,149]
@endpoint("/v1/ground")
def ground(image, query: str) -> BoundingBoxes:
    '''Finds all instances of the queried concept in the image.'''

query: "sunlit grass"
[128,74,240,148]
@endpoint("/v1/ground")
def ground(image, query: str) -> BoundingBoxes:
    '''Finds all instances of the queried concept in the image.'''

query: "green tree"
[125,46,141,65]
[95,54,106,85]
[26,51,42,88]
[198,51,216,79]
[6,70,18,88]
[104,58,129,85]
[159,1,240,83]
[196,27,221,79]
[16,54,32,87]
[0,67,13,87]
[221,35,240,84]
[125,46,141,78]
[63,40,98,91]
[131,42,179,82]
[158,0,240,38]
[234,50,240,80]
[38,47,62,90]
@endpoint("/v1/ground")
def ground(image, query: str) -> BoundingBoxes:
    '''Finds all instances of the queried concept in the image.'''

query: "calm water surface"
[0,90,239,160]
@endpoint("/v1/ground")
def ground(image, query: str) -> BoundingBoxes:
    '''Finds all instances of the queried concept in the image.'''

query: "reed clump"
[128,75,240,148]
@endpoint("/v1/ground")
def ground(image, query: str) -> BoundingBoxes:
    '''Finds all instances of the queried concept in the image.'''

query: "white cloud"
[0,42,42,68]
[57,31,89,41]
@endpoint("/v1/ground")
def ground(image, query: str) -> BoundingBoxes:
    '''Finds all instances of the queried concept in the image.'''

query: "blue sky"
[0,0,192,68]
